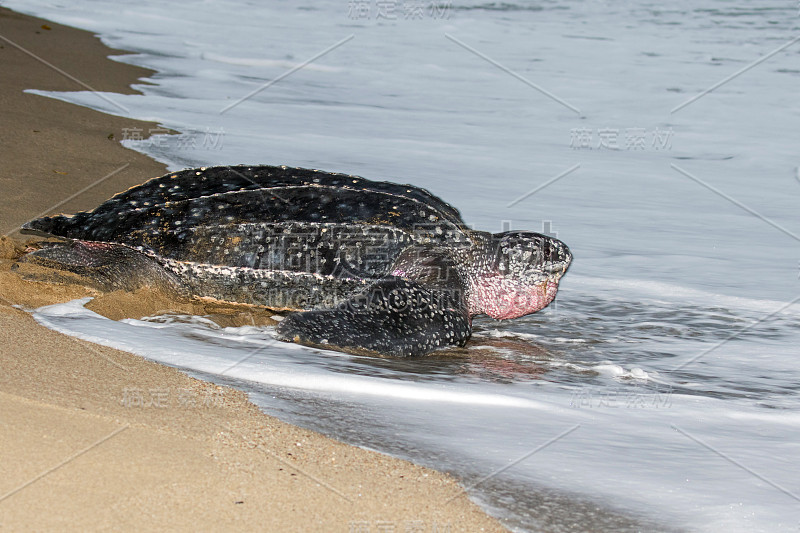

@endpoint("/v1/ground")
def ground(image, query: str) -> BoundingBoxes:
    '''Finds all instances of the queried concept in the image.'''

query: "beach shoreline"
[0,8,503,531]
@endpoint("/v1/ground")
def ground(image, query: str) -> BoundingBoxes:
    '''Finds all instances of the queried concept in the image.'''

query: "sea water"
[5,1,800,531]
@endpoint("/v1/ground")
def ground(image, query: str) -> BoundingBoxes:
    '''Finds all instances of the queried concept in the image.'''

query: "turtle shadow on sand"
[18,165,572,358]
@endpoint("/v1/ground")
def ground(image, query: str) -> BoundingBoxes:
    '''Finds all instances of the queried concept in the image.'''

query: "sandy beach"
[0,8,503,531]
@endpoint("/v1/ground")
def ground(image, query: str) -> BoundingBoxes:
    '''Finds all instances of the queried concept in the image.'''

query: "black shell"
[24,165,474,309]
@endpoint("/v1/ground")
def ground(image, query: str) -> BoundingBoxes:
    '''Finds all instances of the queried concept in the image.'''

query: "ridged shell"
[24,165,475,308]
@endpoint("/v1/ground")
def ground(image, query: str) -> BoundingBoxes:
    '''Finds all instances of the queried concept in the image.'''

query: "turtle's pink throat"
[468,275,559,320]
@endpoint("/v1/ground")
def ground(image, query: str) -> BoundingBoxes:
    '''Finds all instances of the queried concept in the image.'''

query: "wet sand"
[0,8,504,531]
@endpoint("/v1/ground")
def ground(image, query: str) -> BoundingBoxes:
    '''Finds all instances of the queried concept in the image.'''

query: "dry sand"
[0,8,504,531]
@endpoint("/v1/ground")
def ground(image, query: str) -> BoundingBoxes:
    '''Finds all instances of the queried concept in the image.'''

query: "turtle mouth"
[542,260,570,277]
[522,255,571,286]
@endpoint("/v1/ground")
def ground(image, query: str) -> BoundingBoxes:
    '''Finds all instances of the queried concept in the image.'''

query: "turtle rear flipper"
[18,240,183,293]
[275,277,471,357]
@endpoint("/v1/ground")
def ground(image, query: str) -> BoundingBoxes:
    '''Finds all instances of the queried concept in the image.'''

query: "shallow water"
[8,0,800,530]
[30,280,800,532]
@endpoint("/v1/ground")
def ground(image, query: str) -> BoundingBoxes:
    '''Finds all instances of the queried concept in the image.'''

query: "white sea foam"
[478,328,589,343]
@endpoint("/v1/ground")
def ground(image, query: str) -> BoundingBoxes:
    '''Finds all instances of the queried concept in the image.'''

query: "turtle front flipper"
[275,277,470,357]
[17,240,183,294]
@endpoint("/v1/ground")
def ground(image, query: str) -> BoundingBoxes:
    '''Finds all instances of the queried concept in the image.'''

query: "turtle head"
[468,231,572,320]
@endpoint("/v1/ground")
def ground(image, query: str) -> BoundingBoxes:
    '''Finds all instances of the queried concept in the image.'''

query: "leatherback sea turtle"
[22,165,572,357]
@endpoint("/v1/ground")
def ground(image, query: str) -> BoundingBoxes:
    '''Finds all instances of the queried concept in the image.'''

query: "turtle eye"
[542,239,563,263]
